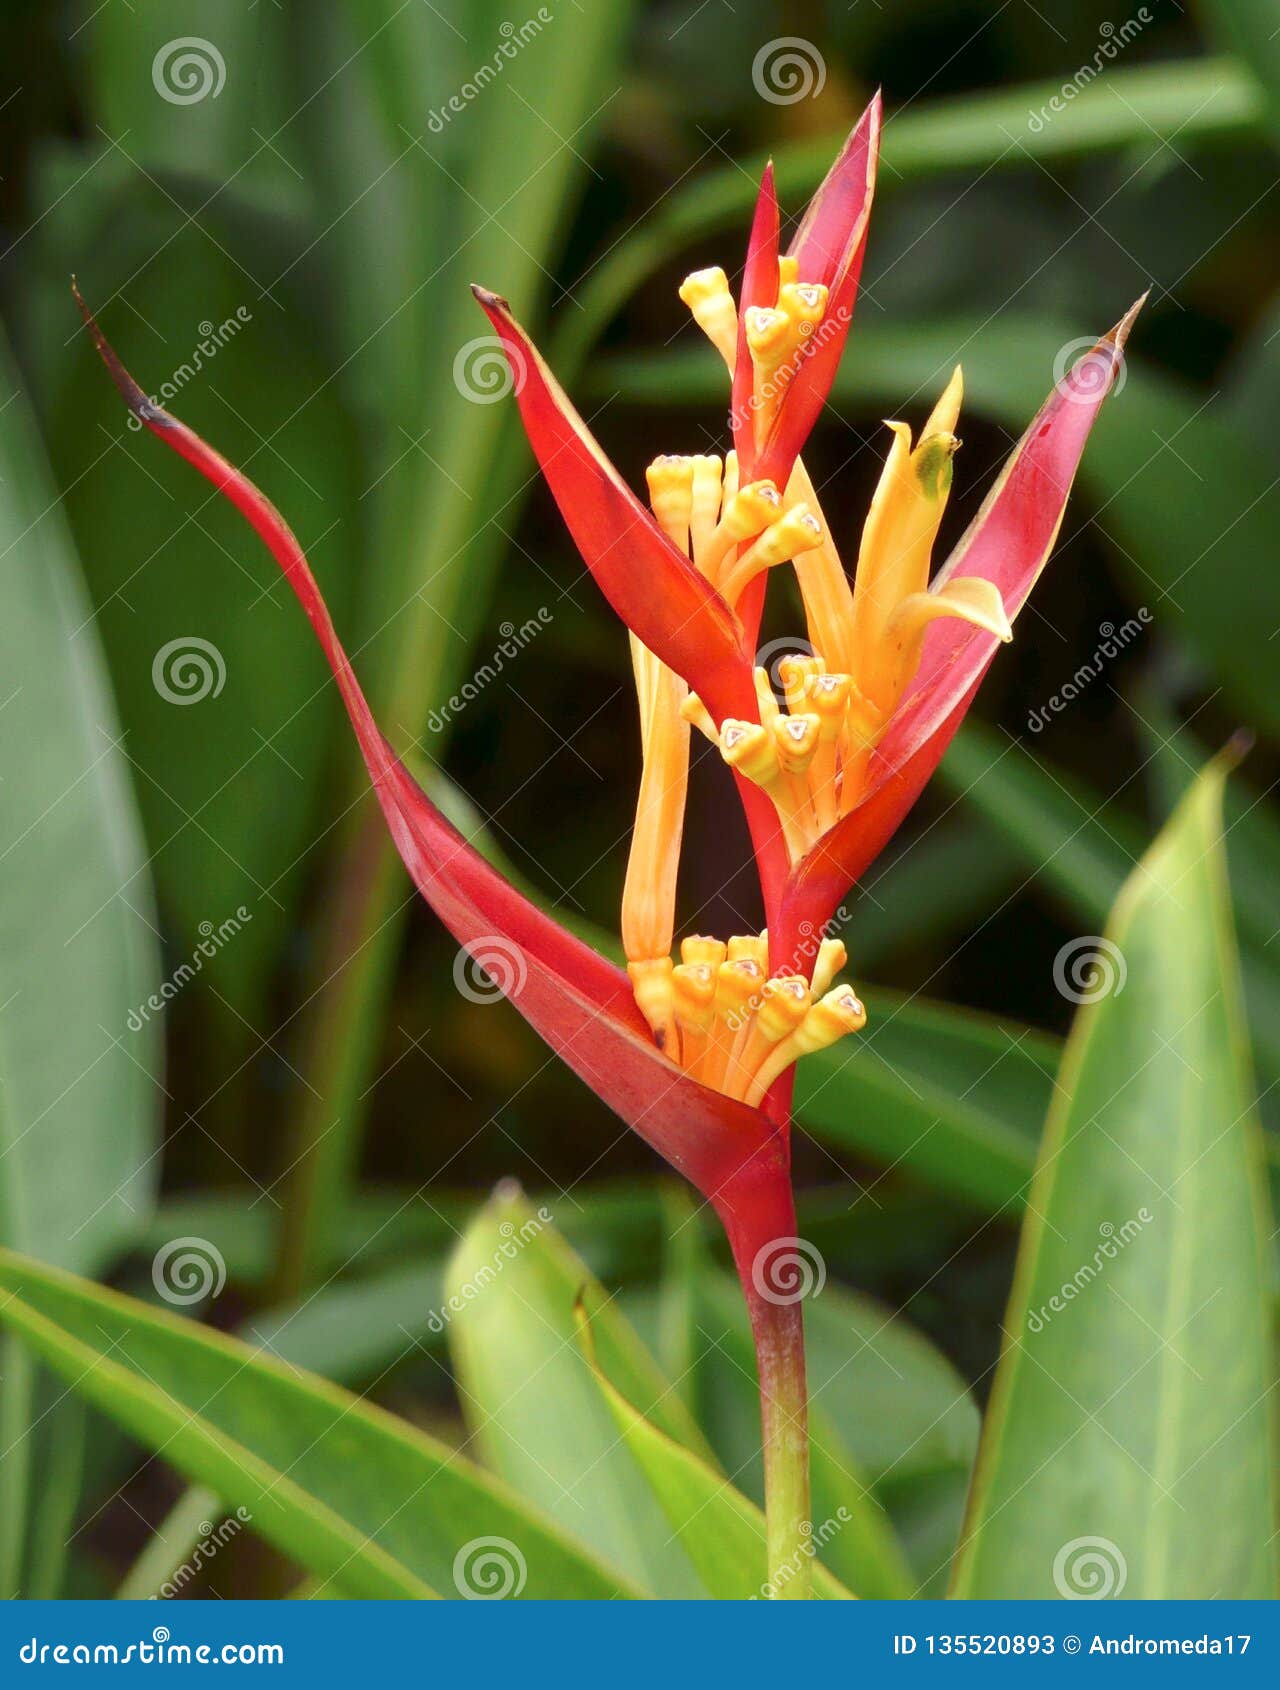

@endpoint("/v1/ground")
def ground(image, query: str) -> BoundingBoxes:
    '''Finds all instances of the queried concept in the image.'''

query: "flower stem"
[717,1150,813,1598]
[751,1291,812,1598]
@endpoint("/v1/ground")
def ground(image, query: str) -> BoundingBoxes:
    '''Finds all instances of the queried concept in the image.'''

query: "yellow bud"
[672,961,718,1031]
[812,937,847,997]
[778,654,823,714]
[771,712,821,776]
[678,266,738,367]
[719,719,780,786]
[757,976,812,1042]
[681,935,727,968]
[627,957,675,1047]
[645,455,695,551]
[726,934,769,967]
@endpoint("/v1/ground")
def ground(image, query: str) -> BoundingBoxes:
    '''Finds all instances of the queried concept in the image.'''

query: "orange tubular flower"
[78,101,1139,1598]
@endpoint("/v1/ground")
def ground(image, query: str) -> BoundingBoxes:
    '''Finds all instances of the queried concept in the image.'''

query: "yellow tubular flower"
[719,505,825,604]
[785,462,857,676]
[850,367,964,710]
[622,637,690,1046]
[689,455,725,568]
[678,267,738,371]
[745,985,866,1107]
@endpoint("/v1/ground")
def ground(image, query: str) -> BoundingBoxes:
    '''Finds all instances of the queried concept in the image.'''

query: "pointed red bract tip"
[772,295,1144,966]
[72,280,161,427]
[471,286,757,725]
[470,282,510,313]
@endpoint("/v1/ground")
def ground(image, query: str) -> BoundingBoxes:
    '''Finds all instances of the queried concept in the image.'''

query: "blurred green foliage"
[0,0,1277,1597]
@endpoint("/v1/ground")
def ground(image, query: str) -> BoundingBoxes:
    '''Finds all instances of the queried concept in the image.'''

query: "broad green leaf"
[795,988,1058,1216]
[0,326,160,1273]
[445,1187,709,1597]
[574,1305,853,1600]
[951,756,1277,1598]
[0,1245,638,1600]
[938,721,1136,922]
[941,721,1280,1145]
[131,1180,675,1298]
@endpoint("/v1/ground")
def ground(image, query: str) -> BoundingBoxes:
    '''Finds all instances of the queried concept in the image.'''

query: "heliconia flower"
[71,288,842,1175]
[77,283,826,1592]
[480,175,1142,992]
[77,105,1141,1597]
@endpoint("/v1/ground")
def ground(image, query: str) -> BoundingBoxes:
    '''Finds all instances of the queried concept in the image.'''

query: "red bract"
[73,285,790,1247]
[752,95,881,488]
[771,296,1145,972]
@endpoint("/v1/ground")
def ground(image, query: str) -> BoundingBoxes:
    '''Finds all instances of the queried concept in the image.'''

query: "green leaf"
[795,988,1058,1216]
[0,325,161,1274]
[574,1303,853,1600]
[0,1245,638,1600]
[941,720,1280,1148]
[847,819,1025,974]
[444,1185,709,1597]
[951,755,1278,1598]
[1195,0,1280,141]
[87,0,292,185]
